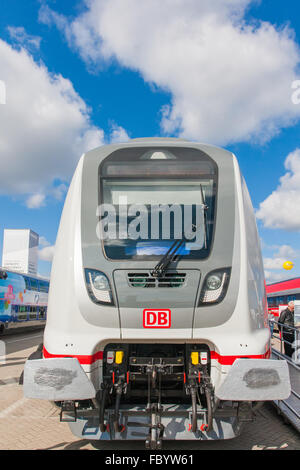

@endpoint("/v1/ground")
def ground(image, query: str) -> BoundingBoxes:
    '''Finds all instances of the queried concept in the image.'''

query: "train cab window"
[39,307,46,319]
[100,147,217,260]
[18,306,28,320]
[30,278,38,291]
[39,281,49,293]
[29,306,37,319]
[24,277,31,290]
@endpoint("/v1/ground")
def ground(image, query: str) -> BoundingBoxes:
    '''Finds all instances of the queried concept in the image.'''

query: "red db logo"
[143,309,171,328]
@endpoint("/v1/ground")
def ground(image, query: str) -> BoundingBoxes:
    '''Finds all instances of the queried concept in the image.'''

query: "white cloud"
[38,236,54,263]
[274,244,298,259]
[0,37,106,197]
[39,244,55,262]
[25,193,46,209]
[7,26,42,50]
[39,236,51,247]
[263,245,298,270]
[263,257,285,271]
[38,5,69,31]
[40,0,300,145]
[263,243,298,283]
[264,270,295,283]
[51,183,68,201]
[256,149,300,230]
[109,123,130,143]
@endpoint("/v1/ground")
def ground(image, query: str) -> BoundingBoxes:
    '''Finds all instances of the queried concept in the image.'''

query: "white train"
[24,138,290,448]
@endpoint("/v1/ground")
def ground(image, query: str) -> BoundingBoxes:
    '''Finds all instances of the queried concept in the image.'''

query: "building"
[2,229,39,276]
[266,277,300,307]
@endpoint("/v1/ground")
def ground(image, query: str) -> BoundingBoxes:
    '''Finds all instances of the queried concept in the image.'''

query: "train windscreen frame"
[99,147,218,261]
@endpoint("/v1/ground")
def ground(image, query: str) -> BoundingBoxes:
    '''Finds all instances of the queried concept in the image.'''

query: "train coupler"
[60,400,77,423]
[144,365,165,448]
[99,371,127,433]
[185,364,214,433]
[112,378,126,433]
[145,404,164,450]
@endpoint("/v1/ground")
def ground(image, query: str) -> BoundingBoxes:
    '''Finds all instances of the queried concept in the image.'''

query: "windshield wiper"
[200,185,209,250]
[151,190,209,278]
[151,238,186,279]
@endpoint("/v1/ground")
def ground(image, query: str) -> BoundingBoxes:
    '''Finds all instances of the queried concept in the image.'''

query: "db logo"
[143,309,171,328]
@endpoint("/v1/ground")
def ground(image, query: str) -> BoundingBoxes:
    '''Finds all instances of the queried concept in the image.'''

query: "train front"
[23,139,290,447]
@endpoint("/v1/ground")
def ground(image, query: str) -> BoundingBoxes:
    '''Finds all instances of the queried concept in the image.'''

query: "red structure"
[266,277,300,316]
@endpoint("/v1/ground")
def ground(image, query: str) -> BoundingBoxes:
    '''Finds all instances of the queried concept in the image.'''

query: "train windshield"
[99,147,217,260]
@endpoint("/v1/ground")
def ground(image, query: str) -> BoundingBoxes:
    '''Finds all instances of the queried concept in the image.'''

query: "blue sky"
[0,0,300,280]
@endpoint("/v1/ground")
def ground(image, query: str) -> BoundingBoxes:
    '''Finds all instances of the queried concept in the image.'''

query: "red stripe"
[43,347,103,364]
[210,350,270,365]
[43,347,270,365]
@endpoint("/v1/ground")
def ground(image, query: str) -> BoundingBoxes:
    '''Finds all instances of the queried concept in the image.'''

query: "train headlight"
[199,268,231,305]
[84,269,114,305]
[206,274,222,290]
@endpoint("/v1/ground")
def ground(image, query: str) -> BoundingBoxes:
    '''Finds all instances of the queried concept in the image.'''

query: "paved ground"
[0,330,299,451]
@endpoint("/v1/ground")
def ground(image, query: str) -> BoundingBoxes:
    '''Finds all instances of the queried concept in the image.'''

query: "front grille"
[127,272,186,288]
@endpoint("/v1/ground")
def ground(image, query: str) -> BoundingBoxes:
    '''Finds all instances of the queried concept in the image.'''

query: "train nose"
[113,269,201,338]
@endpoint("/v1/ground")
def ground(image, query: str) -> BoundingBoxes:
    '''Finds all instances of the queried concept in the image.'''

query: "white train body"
[24,138,290,447]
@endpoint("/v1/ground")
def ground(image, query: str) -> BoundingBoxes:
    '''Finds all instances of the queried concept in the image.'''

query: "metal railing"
[269,319,300,362]
[269,319,300,431]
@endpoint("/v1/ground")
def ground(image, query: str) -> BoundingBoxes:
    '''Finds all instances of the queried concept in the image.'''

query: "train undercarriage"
[58,343,252,448]
[23,341,290,448]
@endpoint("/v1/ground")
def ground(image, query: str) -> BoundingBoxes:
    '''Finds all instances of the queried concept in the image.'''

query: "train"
[0,268,48,334]
[23,138,290,448]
